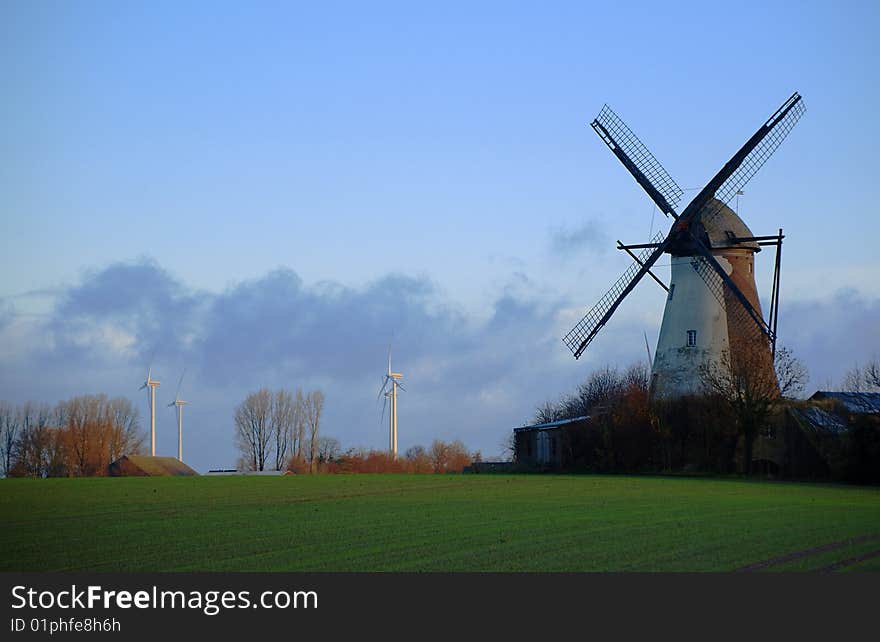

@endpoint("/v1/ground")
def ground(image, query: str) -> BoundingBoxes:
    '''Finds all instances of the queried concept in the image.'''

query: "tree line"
[234,388,325,472]
[232,387,477,474]
[0,396,143,478]
[318,440,475,474]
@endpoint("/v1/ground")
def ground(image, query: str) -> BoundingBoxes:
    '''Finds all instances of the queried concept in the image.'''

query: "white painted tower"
[651,199,765,397]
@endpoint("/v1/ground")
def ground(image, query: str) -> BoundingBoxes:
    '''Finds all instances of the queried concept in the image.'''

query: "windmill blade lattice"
[592,105,684,217]
[563,230,666,358]
[697,93,805,231]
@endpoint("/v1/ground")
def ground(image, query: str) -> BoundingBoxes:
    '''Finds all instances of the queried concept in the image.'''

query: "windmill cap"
[696,198,761,251]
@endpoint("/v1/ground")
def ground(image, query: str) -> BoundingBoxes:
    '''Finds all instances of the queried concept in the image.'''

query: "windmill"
[167,370,188,462]
[377,344,404,458]
[139,367,160,456]
[563,92,805,397]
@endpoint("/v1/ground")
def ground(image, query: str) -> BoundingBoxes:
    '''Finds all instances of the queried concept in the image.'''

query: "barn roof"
[110,455,198,476]
[792,406,848,434]
[809,391,880,414]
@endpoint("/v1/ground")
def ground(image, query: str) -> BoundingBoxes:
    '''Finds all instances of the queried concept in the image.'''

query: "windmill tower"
[167,371,188,462]
[139,367,160,456]
[563,93,804,397]
[377,345,404,458]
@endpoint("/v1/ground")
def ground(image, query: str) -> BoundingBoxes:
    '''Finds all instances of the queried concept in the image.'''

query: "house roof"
[111,455,198,476]
[793,406,848,434]
[514,415,590,432]
[809,391,880,414]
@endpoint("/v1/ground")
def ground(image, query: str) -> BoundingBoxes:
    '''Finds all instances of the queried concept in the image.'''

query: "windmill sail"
[592,105,683,218]
[691,92,805,231]
[563,230,665,358]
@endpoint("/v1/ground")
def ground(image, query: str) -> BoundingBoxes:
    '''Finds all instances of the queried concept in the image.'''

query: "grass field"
[2,474,880,572]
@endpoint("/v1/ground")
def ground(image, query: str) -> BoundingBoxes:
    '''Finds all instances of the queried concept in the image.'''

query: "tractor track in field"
[816,548,880,572]
[735,533,880,572]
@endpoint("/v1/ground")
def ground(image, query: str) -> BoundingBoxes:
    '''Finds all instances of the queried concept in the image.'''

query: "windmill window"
[686,330,697,347]
[668,283,675,301]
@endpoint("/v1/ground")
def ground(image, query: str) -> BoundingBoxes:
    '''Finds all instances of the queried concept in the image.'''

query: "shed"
[513,416,591,468]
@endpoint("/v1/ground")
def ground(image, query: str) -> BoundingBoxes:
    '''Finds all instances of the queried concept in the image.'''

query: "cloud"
[549,220,607,257]
[0,259,591,470]
[7,257,872,470]
[780,288,880,391]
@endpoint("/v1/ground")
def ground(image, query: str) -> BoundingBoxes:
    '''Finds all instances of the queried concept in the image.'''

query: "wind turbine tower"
[168,371,188,462]
[378,347,404,458]
[139,368,160,457]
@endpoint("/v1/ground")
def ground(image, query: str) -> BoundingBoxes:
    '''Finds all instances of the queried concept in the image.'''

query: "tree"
[234,389,273,471]
[14,402,52,477]
[316,436,340,463]
[699,343,808,475]
[271,389,296,471]
[60,394,144,476]
[428,439,472,473]
[404,445,433,472]
[304,390,325,473]
[842,359,880,393]
[774,346,809,398]
[533,399,564,424]
[0,401,21,477]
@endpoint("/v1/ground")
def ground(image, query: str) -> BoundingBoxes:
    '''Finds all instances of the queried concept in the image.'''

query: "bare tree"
[304,390,325,472]
[429,439,449,472]
[700,343,807,475]
[429,439,471,473]
[842,359,880,393]
[775,346,809,398]
[316,436,341,463]
[271,389,295,471]
[869,360,880,390]
[533,399,564,424]
[234,389,273,471]
[13,402,52,477]
[292,388,306,461]
[0,401,21,477]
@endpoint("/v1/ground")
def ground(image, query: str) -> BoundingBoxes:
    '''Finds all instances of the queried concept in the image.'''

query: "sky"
[1,0,879,471]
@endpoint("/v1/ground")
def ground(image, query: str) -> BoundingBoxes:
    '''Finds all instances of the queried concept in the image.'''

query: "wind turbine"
[139,366,160,457]
[377,344,404,458]
[167,370,188,462]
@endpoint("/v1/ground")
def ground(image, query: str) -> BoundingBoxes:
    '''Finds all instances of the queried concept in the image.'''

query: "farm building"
[752,391,880,481]
[109,455,198,477]
[808,391,880,414]
[513,416,590,468]
[511,392,880,481]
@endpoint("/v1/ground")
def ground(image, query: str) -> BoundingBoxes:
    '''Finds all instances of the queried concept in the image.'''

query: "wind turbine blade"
[175,369,186,400]
[377,376,390,399]
[380,396,388,425]
[396,381,406,392]
[387,341,392,376]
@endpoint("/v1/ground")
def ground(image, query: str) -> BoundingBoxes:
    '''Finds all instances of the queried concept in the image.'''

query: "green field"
[2,474,880,572]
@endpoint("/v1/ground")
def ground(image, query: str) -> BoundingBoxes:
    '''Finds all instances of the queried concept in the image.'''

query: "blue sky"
[2,1,878,471]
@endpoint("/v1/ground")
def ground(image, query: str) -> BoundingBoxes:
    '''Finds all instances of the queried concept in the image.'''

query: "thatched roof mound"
[109,455,198,477]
